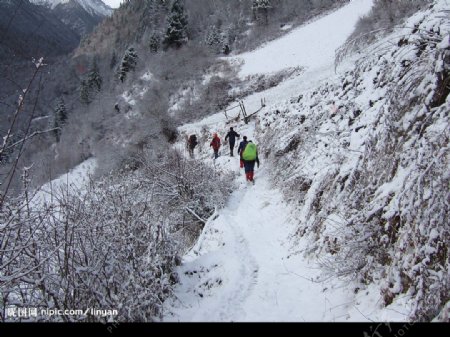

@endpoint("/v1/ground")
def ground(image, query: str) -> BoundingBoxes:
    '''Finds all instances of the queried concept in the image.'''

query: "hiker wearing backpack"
[188,134,198,158]
[210,133,221,159]
[225,127,240,157]
[238,136,249,169]
[242,141,260,183]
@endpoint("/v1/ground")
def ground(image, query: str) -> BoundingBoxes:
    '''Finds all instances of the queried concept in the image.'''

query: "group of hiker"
[187,127,260,183]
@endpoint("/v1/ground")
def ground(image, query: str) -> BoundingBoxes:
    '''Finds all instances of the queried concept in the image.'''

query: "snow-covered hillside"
[257,0,449,321]
[31,0,112,17]
[233,0,374,77]
[32,0,70,8]
[28,0,112,38]
[163,0,449,322]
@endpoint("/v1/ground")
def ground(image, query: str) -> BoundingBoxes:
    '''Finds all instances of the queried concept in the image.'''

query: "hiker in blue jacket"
[237,136,249,169]
[225,127,240,157]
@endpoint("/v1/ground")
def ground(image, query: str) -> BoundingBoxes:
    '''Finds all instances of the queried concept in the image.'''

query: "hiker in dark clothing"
[237,136,249,169]
[210,133,221,159]
[225,127,240,157]
[242,141,260,183]
[188,134,198,158]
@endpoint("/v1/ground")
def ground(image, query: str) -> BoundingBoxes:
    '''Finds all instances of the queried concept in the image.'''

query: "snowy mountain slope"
[30,0,112,36]
[233,0,374,77]
[0,0,80,59]
[163,0,449,322]
[31,0,70,8]
[31,0,112,17]
[222,0,374,123]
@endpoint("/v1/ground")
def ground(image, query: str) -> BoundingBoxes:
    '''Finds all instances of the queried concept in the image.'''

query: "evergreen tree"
[87,59,102,93]
[80,80,91,105]
[223,44,231,55]
[222,27,234,55]
[206,25,224,54]
[149,33,161,53]
[79,60,102,105]
[163,0,188,49]
[110,51,117,70]
[117,47,138,83]
[252,0,272,25]
[53,98,67,142]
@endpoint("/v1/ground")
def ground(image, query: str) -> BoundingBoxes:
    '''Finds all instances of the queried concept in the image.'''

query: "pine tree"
[206,25,224,54]
[252,0,272,25]
[117,47,138,83]
[223,44,231,55]
[80,80,91,105]
[53,98,67,142]
[110,51,117,70]
[149,33,160,53]
[87,59,102,93]
[163,0,188,49]
[222,27,233,55]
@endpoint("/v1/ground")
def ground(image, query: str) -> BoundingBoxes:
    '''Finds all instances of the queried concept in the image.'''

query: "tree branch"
[4,128,60,151]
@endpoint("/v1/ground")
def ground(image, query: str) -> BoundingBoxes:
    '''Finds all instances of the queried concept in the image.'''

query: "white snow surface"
[32,158,97,207]
[232,0,374,78]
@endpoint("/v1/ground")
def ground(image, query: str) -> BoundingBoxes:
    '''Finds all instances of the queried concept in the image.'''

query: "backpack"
[242,143,257,161]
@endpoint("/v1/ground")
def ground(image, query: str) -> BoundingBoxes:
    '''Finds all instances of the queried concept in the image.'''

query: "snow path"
[164,161,393,322]
[164,164,325,322]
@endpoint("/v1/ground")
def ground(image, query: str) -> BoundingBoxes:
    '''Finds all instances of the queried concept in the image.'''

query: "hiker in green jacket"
[242,141,260,183]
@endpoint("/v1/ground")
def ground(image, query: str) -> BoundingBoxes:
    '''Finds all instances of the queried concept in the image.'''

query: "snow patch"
[141,71,153,81]
[231,0,374,77]
[280,24,292,31]
[32,158,97,207]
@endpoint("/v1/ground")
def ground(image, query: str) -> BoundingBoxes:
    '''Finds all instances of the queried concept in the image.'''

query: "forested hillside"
[1,0,348,196]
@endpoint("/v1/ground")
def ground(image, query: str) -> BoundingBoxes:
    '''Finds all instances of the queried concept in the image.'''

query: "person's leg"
[230,142,235,157]
[248,162,256,182]
[244,161,250,181]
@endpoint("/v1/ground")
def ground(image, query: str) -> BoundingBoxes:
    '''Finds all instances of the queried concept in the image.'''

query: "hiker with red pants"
[210,133,221,159]
[237,136,249,169]
[242,140,260,183]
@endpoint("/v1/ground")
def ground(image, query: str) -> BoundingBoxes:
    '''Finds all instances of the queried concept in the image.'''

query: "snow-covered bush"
[259,1,449,320]
[0,150,232,322]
